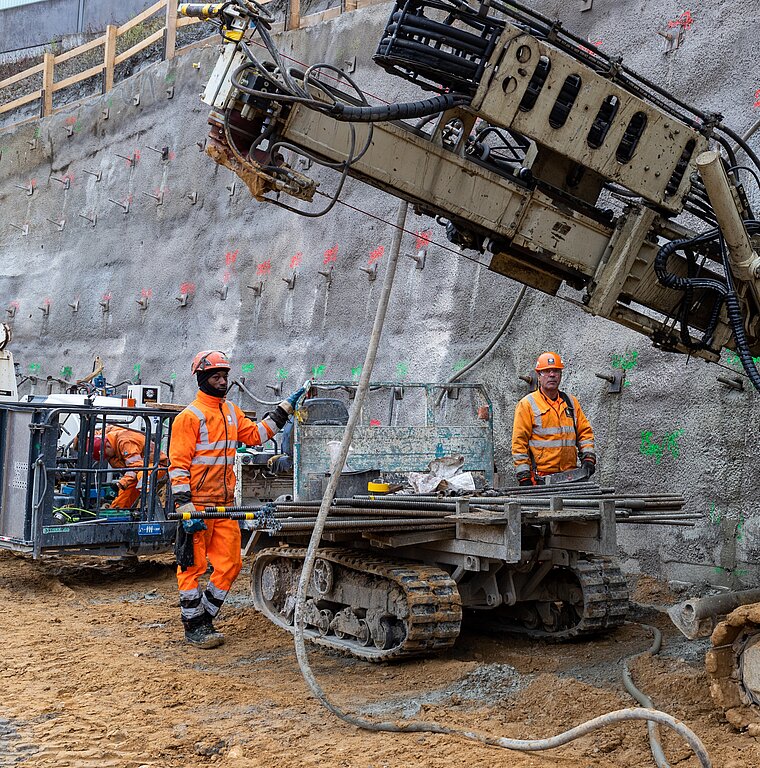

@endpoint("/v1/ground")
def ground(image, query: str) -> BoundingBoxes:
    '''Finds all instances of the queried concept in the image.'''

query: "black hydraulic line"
[328,93,470,122]
[718,123,760,178]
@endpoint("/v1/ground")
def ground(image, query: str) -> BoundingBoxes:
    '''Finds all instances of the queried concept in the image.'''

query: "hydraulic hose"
[622,624,669,768]
[328,93,470,122]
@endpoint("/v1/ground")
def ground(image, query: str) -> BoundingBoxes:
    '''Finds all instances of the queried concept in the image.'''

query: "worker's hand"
[280,380,312,414]
[582,458,596,476]
[182,519,207,533]
[176,501,206,533]
[517,472,533,487]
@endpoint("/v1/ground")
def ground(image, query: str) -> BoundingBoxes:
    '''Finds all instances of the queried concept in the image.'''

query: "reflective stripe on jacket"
[511,389,595,476]
[169,390,280,506]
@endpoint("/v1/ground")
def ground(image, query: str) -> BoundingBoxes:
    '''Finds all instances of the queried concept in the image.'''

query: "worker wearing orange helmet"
[169,349,309,649]
[511,352,595,486]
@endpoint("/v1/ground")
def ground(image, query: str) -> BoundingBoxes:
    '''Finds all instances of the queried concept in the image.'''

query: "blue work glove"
[176,501,206,533]
[182,519,207,533]
[281,379,312,414]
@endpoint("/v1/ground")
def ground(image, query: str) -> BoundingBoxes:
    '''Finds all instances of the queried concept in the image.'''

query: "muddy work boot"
[183,615,224,649]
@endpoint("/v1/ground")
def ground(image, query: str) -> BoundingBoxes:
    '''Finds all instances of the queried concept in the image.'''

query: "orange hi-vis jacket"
[511,389,595,477]
[169,390,280,507]
[105,426,168,506]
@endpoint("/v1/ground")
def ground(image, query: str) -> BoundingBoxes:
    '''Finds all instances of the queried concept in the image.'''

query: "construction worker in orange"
[82,426,168,508]
[511,352,596,486]
[169,349,308,649]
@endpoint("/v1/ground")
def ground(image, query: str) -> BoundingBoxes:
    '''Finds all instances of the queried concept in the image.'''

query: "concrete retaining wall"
[1,1,759,585]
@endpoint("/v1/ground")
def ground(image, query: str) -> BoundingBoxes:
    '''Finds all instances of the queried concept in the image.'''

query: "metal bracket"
[518,371,538,391]
[657,27,683,53]
[78,211,97,226]
[318,266,333,284]
[166,85,175,99]
[46,217,65,231]
[581,0,593,10]
[108,198,130,214]
[227,181,236,197]
[83,168,102,182]
[13,182,34,196]
[197,139,206,152]
[132,93,141,106]
[141,190,164,206]
[136,295,149,310]
[146,145,170,161]
[266,382,284,397]
[406,248,426,269]
[101,107,110,120]
[247,281,264,297]
[99,297,110,313]
[10,223,29,236]
[282,272,297,290]
[27,137,37,150]
[340,56,356,74]
[359,263,378,282]
[176,293,190,307]
[65,124,75,137]
[39,302,50,317]
[187,191,198,205]
[68,299,79,313]
[51,175,71,190]
[6,306,16,319]
[114,152,136,167]
[215,284,229,301]
[594,368,625,393]
[717,375,744,391]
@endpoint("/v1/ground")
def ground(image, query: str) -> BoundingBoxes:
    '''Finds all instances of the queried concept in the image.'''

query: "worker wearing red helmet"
[511,352,595,486]
[169,349,308,649]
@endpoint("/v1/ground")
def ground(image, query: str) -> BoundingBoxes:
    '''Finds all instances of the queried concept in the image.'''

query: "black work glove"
[517,472,533,487]
[174,523,196,571]
[582,459,596,476]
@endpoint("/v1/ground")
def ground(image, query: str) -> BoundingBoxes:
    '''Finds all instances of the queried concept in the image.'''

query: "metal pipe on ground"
[669,589,760,639]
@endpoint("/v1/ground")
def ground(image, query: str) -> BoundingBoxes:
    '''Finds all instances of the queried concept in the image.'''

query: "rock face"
[1,2,759,582]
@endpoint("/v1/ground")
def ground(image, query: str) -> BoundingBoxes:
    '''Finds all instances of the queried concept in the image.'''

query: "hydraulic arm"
[181,0,760,384]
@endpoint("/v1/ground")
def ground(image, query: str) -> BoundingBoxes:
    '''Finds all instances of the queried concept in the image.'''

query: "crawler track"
[251,547,462,661]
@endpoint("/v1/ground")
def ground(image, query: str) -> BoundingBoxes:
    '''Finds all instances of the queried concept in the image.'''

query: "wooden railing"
[0,0,390,126]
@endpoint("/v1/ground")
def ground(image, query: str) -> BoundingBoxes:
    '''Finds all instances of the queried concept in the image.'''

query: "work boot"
[183,615,224,649]
[201,610,225,643]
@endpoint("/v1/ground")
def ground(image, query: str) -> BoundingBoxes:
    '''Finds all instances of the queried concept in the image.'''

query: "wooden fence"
[0,0,387,126]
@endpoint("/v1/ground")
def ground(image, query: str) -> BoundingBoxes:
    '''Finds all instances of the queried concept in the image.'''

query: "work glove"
[516,472,533,487]
[280,379,312,415]
[582,458,596,476]
[176,501,207,533]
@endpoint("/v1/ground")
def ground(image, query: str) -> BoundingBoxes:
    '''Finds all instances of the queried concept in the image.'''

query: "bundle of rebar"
[165,482,698,534]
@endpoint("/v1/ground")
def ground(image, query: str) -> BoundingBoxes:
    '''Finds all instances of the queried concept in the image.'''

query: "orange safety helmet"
[535,352,565,372]
[191,349,231,375]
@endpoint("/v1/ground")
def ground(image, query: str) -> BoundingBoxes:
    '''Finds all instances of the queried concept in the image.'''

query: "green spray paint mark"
[33,126,41,139]
[714,566,750,577]
[165,72,177,84]
[724,349,760,369]
[276,368,288,381]
[351,366,362,380]
[60,366,73,379]
[396,361,409,380]
[241,363,255,373]
[709,502,722,525]
[452,359,468,373]
[133,363,141,376]
[312,364,326,379]
[737,513,745,542]
[28,363,40,373]
[612,350,638,370]
[639,428,684,463]
[170,372,177,381]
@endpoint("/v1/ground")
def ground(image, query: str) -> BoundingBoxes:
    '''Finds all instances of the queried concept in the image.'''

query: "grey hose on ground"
[623,623,669,768]
[288,203,711,766]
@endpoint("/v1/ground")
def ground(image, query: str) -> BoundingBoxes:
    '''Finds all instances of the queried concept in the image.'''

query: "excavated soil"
[0,550,758,767]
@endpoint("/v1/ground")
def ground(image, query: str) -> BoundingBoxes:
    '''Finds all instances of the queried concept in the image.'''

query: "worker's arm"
[114,434,146,491]
[511,399,533,481]
[169,410,199,506]
[235,383,309,447]
[573,396,596,465]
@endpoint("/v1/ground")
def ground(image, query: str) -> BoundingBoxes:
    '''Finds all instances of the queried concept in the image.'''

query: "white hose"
[289,201,712,767]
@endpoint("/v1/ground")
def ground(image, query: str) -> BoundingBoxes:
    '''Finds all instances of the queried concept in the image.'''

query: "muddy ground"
[0,552,758,767]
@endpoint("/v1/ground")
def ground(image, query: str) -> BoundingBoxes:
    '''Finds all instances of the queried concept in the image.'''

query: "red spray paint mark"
[222,269,231,285]
[579,39,603,56]
[667,10,693,30]
[368,245,384,264]
[225,249,238,267]
[42,297,51,307]
[30,179,37,190]
[9,301,20,310]
[414,230,432,251]
[102,291,112,302]
[290,252,303,269]
[323,245,338,264]
[180,282,196,295]
[754,88,760,108]
[141,288,153,298]
[134,149,141,163]
[256,260,272,276]
[168,150,176,161]
[369,419,381,427]
[64,116,77,125]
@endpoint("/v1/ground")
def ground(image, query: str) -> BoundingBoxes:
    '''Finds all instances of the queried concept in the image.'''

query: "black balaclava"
[196,367,228,398]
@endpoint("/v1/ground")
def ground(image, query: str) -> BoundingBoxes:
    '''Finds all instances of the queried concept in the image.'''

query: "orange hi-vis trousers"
[177,518,242,621]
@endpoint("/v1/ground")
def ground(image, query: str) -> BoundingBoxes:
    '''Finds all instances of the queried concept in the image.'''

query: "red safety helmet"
[535,352,564,372]
[191,349,231,375]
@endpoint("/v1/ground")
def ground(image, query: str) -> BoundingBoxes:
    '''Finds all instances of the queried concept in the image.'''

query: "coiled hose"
[328,93,470,122]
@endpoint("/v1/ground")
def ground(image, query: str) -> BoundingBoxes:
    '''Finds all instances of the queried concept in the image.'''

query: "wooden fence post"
[42,52,54,116]
[103,24,117,93]
[288,0,301,30]
[164,0,177,60]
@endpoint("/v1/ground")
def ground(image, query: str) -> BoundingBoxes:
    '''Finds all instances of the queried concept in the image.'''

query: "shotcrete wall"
[1,2,759,584]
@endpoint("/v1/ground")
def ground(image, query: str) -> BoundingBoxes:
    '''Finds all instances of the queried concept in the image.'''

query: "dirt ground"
[0,553,758,768]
